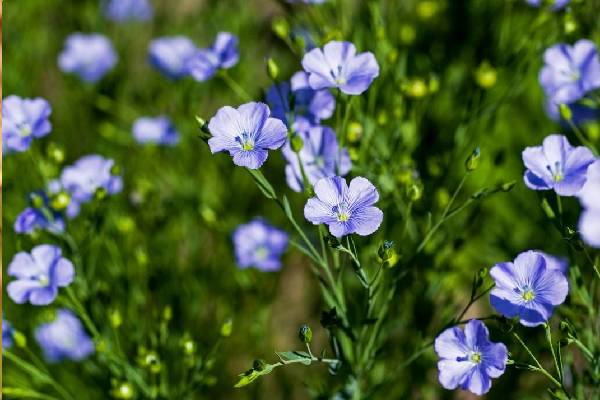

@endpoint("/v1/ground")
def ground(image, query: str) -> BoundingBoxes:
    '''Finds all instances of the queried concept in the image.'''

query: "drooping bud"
[465,147,481,171]
[559,104,572,121]
[298,324,313,344]
[272,17,290,39]
[266,58,279,81]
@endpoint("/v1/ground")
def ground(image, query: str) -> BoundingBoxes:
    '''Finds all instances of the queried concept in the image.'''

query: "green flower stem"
[2,387,61,400]
[544,323,563,382]
[219,70,253,102]
[565,118,598,156]
[512,332,564,391]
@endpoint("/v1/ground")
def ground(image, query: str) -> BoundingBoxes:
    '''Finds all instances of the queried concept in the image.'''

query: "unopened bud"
[272,17,290,39]
[475,61,497,89]
[13,331,27,348]
[266,58,279,81]
[298,324,313,344]
[406,183,423,202]
[109,309,122,328]
[465,147,481,171]
[51,192,71,211]
[564,12,577,35]
[540,198,556,220]
[47,143,65,164]
[112,382,134,399]
[31,192,45,209]
[182,339,196,356]
[220,318,233,337]
[500,180,516,192]
[95,187,107,201]
[346,122,363,143]
[144,352,161,374]
[163,306,172,321]
[559,104,572,120]
[291,134,304,152]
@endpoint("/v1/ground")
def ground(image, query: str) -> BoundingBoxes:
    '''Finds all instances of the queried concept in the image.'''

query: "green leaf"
[275,351,312,365]
[233,364,276,388]
[247,169,277,199]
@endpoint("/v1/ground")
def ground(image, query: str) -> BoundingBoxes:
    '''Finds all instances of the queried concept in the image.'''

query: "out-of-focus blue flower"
[149,36,197,79]
[35,309,94,363]
[2,95,52,154]
[188,32,239,82]
[132,116,179,146]
[539,40,600,104]
[578,160,600,248]
[58,155,122,218]
[526,0,570,10]
[522,134,595,196]
[58,33,118,83]
[266,71,335,131]
[490,250,569,327]
[282,126,351,192]
[207,102,288,169]
[304,176,383,237]
[3,319,14,349]
[15,193,66,234]
[302,41,379,95]
[434,319,507,395]
[232,218,289,271]
[104,0,153,22]
[545,100,599,127]
[7,245,75,306]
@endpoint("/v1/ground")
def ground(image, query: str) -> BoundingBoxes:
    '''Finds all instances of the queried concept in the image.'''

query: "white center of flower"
[333,202,351,222]
[19,124,33,137]
[546,161,564,183]
[522,288,535,302]
[237,132,255,151]
[470,352,482,364]
[38,274,50,287]
[254,246,268,260]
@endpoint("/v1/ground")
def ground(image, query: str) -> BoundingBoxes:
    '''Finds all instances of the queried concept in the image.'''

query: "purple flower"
[434,320,508,395]
[539,40,600,104]
[490,250,569,327]
[302,41,379,95]
[58,33,117,83]
[578,160,600,248]
[282,126,351,192]
[207,102,288,169]
[188,32,239,82]
[232,219,289,271]
[149,36,197,79]
[14,192,66,234]
[132,116,179,146]
[59,155,123,215]
[526,0,570,10]
[266,71,336,131]
[104,0,153,22]
[35,309,94,363]
[3,319,14,349]
[304,176,383,237]
[2,96,52,154]
[522,134,595,196]
[7,245,75,306]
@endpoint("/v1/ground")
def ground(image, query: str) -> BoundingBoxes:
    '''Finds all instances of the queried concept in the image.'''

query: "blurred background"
[3,0,600,398]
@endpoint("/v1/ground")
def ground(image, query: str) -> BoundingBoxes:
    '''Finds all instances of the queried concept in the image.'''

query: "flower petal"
[313,176,347,207]
[231,149,268,169]
[351,206,383,236]
[255,117,287,150]
[434,326,468,359]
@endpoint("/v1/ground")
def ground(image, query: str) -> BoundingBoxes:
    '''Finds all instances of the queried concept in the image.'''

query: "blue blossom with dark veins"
[7,245,75,306]
[58,33,117,83]
[149,36,197,79]
[490,250,569,327]
[188,32,239,82]
[132,116,179,146]
[35,309,94,363]
[2,95,52,154]
[3,319,14,349]
[266,71,335,131]
[578,160,600,248]
[232,218,289,271]
[207,102,288,169]
[304,176,383,237]
[435,320,508,395]
[522,134,595,196]
[302,41,380,95]
[539,39,600,104]
[282,126,351,192]
[104,0,153,22]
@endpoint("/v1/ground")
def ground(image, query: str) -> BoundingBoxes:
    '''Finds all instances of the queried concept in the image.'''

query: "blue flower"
[2,95,52,154]
[14,193,65,234]
[3,319,14,350]
[302,41,379,95]
[232,219,289,271]
[35,309,94,363]
[7,245,75,306]
[522,134,595,196]
[578,160,600,248]
[149,36,197,79]
[526,0,570,10]
[188,32,239,82]
[207,102,288,169]
[266,71,336,131]
[434,320,508,395]
[304,176,383,237]
[490,250,569,327]
[132,116,179,146]
[104,0,153,22]
[282,126,351,192]
[58,33,118,83]
[539,39,600,104]
[59,155,123,217]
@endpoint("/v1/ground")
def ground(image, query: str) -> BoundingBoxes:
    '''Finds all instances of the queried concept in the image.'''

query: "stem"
[512,332,563,390]
[219,71,252,102]
[544,323,563,382]
[565,118,598,155]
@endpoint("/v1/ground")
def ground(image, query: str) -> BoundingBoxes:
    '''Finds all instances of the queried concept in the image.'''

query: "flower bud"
[403,79,428,98]
[377,240,395,261]
[109,309,122,328]
[406,183,423,202]
[220,318,233,337]
[51,191,71,211]
[326,234,341,249]
[298,324,313,344]
[13,331,27,348]
[253,359,267,371]
[291,134,304,153]
[110,164,121,177]
[564,12,578,35]
[30,192,45,209]
[144,352,161,374]
[428,76,440,94]
[500,180,516,192]
[162,306,172,322]
[272,17,290,39]
[465,147,481,171]
[266,58,279,81]
[182,339,196,356]
[399,25,416,45]
[540,198,556,220]
[95,187,108,201]
[474,61,497,89]
[47,143,65,164]
[112,382,134,399]
[346,122,363,143]
[559,104,572,120]
[116,216,135,234]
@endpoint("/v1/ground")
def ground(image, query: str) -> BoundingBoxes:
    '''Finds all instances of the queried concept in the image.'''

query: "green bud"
[47,143,65,164]
[298,324,313,344]
[346,122,363,143]
[326,234,341,249]
[13,331,27,348]
[399,25,416,45]
[109,309,122,328]
[377,240,395,261]
[51,192,71,211]
[220,318,233,338]
[95,187,107,201]
[500,180,516,192]
[266,58,279,81]
[559,104,572,120]
[291,134,304,152]
[110,164,121,176]
[474,61,497,89]
[182,339,196,356]
[116,216,135,233]
[465,147,481,171]
[30,193,45,209]
[540,198,556,220]
[112,382,134,399]
[163,306,172,321]
[406,183,422,202]
[144,352,161,374]
[253,359,267,371]
[272,17,290,39]
[564,12,577,35]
